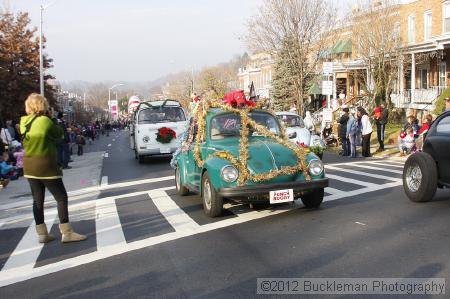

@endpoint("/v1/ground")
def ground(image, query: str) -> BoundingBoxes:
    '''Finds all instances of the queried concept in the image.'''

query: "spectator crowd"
[0,114,122,189]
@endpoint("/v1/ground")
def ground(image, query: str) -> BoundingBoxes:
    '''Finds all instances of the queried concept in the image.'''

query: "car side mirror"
[288,132,297,139]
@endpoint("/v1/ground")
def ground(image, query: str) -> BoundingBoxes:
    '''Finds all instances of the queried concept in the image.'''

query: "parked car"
[403,110,450,202]
[276,112,311,145]
[174,107,329,217]
[276,112,326,159]
[130,100,188,163]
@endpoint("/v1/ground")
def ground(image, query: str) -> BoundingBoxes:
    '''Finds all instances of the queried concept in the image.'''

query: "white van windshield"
[138,107,185,124]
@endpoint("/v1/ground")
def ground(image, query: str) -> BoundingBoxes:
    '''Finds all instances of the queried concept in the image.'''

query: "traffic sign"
[322,108,333,122]
[321,80,333,96]
[323,62,333,75]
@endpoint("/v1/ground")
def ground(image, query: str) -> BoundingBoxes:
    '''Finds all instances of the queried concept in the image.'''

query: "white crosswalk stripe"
[326,165,400,181]
[1,217,55,272]
[148,190,200,232]
[95,197,127,251]
[326,173,378,187]
[0,159,405,287]
[343,164,403,174]
[364,161,404,169]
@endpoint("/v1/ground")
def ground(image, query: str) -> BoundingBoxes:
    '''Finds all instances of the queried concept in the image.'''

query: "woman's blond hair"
[25,93,49,115]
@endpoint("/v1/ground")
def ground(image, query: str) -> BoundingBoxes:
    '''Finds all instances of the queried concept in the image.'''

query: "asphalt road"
[1,130,450,299]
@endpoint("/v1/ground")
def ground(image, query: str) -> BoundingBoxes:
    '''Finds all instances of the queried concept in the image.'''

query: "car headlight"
[221,165,238,183]
[142,135,150,143]
[308,159,323,176]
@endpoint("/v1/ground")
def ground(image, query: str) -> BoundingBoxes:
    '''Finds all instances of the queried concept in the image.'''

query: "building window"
[394,22,400,41]
[420,69,428,89]
[424,11,432,40]
[444,2,450,33]
[408,14,415,43]
[439,63,446,88]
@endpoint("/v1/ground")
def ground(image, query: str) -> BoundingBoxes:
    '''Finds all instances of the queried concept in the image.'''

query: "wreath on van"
[156,127,176,144]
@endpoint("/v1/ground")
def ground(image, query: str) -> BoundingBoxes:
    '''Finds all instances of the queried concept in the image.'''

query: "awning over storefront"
[318,48,330,59]
[331,39,352,54]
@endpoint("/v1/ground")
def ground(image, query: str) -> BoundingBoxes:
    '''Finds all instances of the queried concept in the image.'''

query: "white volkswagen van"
[132,100,188,163]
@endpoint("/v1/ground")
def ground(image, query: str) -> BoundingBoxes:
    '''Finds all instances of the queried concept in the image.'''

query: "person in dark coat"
[338,107,350,156]
[56,112,71,169]
[375,102,389,152]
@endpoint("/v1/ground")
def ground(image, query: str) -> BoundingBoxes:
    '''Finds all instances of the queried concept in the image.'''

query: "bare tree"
[163,73,192,108]
[86,83,109,109]
[197,65,236,99]
[246,0,335,115]
[349,0,411,108]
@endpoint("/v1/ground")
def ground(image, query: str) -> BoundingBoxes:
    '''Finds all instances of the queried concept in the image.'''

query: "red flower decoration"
[296,141,308,148]
[156,127,176,144]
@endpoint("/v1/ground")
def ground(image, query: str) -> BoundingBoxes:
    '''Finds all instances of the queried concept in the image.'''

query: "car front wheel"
[403,152,438,202]
[301,188,324,208]
[202,171,223,217]
[175,166,189,196]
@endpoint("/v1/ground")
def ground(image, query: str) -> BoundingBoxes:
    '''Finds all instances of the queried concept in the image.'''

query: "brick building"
[237,53,274,98]
[390,0,450,112]
[238,0,450,113]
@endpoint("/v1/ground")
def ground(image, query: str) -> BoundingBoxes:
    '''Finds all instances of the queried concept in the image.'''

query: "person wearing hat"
[338,107,350,156]
[374,102,388,152]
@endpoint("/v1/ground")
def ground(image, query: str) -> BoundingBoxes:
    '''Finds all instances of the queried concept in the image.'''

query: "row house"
[328,0,450,113]
[237,53,274,98]
[238,0,450,114]
[390,0,450,112]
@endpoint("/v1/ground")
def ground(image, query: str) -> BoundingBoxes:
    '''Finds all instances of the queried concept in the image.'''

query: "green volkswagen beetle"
[174,106,328,217]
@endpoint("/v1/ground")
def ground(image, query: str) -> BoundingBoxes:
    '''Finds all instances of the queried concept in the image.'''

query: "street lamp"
[39,0,60,96]
[108,83,124,120]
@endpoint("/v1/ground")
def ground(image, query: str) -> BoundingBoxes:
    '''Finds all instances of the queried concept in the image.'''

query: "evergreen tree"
[271,38,315,114]
[0,11,57,121]
[271,43,295,112]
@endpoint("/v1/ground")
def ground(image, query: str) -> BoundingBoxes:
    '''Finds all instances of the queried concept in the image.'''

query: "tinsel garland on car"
[192,99,311,185]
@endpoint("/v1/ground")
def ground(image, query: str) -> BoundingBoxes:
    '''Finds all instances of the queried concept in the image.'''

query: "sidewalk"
[0,151,104,228]
[371,143,401,159]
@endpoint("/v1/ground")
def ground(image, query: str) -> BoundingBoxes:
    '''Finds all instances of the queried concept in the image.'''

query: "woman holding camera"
[20,93,86,243]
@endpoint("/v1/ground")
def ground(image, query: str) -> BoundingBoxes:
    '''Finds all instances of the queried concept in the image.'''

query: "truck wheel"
[202,171,223,217]
[138,155,145,164]
[403,152,437,202]
[175,166,189,196]
[301,188,324,208]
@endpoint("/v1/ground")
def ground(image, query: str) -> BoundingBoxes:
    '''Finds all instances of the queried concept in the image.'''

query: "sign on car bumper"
[217,178,328,200]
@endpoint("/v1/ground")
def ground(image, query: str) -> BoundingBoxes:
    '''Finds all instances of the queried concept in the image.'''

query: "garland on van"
[192,99,311,186]
[156,127,176,144]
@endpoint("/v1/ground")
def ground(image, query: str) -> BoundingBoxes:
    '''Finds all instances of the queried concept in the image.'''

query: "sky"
[5,0,352,83]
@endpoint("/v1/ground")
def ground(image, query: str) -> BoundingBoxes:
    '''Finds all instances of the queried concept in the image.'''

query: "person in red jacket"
[418,114,433,135]
[417,114,433,151]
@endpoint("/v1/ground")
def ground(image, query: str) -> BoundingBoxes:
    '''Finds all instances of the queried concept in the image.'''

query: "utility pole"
[39,5,44,96]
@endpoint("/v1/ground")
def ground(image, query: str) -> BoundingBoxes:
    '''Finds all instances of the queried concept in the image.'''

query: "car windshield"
[138,107,185,124]
[278,114,305,128]
[210,112,280,140]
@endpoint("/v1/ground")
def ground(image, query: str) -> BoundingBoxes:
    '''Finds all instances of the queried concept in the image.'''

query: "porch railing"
[391,86,445,106]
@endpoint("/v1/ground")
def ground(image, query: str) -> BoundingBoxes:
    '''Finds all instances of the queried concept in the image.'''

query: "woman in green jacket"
[20,93,86,243]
